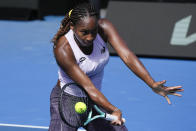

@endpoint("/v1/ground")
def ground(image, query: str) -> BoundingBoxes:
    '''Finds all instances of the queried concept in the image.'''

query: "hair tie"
[68,9,73,18]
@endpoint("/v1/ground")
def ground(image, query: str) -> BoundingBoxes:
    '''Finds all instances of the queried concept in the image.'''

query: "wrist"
[146,79,156,88]
[108,106,120,114]
[113,107,120,112]
[112,107,121,114]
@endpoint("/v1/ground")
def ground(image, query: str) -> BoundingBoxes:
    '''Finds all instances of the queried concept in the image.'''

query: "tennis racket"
[59,82,125,128]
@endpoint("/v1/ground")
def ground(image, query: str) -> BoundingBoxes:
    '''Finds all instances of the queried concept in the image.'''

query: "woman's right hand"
[110,109,124,125]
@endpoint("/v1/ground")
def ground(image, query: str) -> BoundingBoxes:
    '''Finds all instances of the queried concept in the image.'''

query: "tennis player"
[48,2,183,131]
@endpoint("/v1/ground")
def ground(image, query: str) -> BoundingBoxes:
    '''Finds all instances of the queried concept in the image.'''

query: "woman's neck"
[73,34,93,55]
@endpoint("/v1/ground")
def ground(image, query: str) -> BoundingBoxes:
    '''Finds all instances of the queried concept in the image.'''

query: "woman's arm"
[99,19,183,104]
[53,36,123,125]
[99,19,155,87]
[54,36,117,112]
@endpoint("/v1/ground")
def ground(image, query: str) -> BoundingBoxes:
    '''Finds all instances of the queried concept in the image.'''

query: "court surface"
[0,16,195,131]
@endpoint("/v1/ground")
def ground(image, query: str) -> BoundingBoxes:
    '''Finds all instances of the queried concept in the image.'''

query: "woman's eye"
[92,30,97,35]
[82,31,89,35]
[81,29,97,36]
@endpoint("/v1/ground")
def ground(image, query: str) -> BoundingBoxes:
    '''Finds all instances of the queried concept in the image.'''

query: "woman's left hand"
[151,80,184,104]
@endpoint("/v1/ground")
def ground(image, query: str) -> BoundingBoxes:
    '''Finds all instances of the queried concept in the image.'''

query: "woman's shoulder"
[98,19,112,42]
[98,18,116,41]
[54,35,71,51]
[98,18,113,29]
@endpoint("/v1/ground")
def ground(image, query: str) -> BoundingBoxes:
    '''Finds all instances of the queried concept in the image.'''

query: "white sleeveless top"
[58,29,109,96]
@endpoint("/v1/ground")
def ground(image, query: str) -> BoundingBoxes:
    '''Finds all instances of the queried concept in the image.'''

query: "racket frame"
[59,82,125,128]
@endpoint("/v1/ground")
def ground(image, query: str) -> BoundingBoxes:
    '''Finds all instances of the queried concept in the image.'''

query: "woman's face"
[72,16,98,47]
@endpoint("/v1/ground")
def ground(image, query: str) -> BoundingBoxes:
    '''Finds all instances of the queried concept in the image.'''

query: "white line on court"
[0,123,86,131]
[0,123,48,129]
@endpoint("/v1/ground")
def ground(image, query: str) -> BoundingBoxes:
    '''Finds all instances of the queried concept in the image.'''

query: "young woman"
[49,2,183,131]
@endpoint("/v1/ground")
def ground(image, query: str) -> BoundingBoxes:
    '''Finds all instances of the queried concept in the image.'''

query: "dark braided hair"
[52,2,98,44]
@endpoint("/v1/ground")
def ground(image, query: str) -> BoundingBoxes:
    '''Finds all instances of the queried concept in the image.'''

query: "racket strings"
[60,90,92,128]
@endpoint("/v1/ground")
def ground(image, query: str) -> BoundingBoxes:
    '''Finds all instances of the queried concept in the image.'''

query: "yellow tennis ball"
[75,102,87,114]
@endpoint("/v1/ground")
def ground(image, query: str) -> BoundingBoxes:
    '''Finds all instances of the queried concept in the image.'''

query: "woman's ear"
[70,22,74,30]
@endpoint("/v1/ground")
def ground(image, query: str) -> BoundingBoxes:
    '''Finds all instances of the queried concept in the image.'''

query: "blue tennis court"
[0,16,195,131]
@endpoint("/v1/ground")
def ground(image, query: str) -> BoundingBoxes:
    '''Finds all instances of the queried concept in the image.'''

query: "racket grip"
[105,114,126,123]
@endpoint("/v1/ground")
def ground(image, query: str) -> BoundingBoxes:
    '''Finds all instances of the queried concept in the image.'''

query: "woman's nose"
[86,33,96,42]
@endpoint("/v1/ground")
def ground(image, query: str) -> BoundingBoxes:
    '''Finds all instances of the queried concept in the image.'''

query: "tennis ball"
[75,102,87,114]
